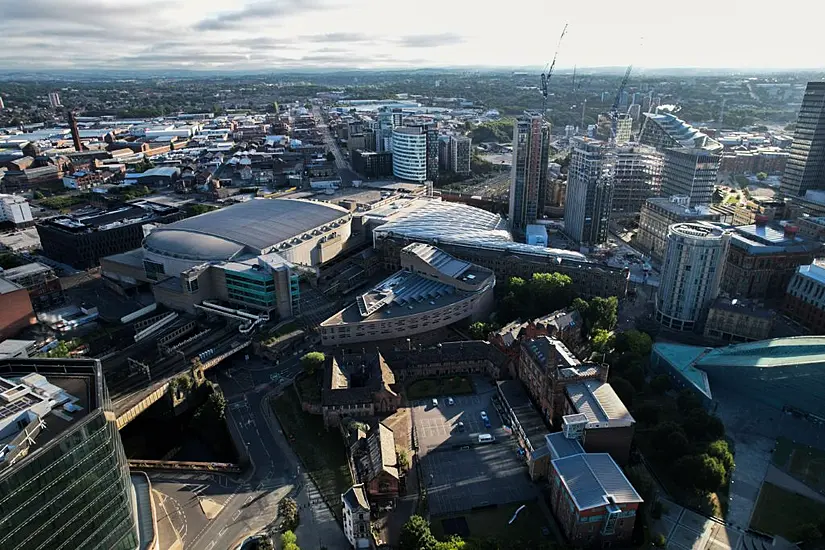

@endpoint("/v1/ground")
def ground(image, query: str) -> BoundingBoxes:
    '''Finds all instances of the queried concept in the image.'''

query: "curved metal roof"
[143,198,349,260]
[372,199,588,262]
[143,230,246,261]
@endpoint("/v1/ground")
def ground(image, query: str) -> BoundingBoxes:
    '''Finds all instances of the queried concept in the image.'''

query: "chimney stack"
[67,110,83,152]
[784,224,799,239]
[755,214,769,227]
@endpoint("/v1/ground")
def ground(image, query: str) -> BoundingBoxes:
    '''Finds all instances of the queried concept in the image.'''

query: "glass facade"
[225,269,277,308]
[0,369,137,550]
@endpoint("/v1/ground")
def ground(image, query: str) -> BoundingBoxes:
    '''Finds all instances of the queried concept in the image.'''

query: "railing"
[127,459,242,473]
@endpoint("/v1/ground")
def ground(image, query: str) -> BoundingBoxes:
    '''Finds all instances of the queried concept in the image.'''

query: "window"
[143,260,165,281]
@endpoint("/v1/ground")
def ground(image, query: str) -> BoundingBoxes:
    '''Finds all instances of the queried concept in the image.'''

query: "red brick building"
[549,452,642,547]
[349,422,400,505]
[0,279,36,340]
[783,263,825,334]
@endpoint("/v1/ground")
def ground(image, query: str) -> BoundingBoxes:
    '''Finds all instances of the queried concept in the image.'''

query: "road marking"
[205,542,216,550]
[232,510,241,521]
[219,526,228,537]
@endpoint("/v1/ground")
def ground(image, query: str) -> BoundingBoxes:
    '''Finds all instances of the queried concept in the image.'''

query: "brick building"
[548,452,643,548]
[562,380,635,465]
[0,262,65,311]
[0,279,36,340]
[518,336,608,424]
[704,297,775,343]
[349,422,400,505]
[721,220,821,300]
[321,351,401,428]
[783,263,825,334]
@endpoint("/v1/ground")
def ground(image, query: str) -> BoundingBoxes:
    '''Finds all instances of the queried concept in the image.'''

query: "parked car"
[447,397,455,406]
[432,398,438,408]
[480,411,491,428]
[457,421,465,432]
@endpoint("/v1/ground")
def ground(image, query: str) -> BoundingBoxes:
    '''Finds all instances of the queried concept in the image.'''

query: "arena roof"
[143,198,349,261]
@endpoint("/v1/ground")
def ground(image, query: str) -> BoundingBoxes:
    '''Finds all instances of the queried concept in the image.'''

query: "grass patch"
[406,376,474,400]
[772,437,825,492]
[431,501,557,546]
[750,482,825,539]
[271,390,351,521]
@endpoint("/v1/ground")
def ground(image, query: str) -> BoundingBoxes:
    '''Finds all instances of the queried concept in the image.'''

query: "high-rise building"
[0,96,5,110]
[509,112,551,236]
[638,112,722,152]
[392,126,436,182]
[611,145,663,215]
[47,91,61,108]
[437,135,450,172]
[0,358,139,550]
[661,147,720,207]
[376,107,395,153]
[563,137,614,247]
[780,81,825,197]
[595,113,632,144]
[449,135,471,175]
[655,222,730,332]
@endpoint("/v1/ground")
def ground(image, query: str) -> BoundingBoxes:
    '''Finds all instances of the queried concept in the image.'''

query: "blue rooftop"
[652,343,713,399]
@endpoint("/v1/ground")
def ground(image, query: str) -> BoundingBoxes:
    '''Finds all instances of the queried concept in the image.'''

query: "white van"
[477,434,494,444]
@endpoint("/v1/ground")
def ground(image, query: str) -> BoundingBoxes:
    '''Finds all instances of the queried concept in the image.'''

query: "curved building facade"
[655,222,729,331]
[392,128,428,182]
[0,358,138,550]
[320,243,495,345]
[652,337,825,418]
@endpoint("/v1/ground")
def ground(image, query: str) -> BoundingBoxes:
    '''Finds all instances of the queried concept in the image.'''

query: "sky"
[1,0,824,71]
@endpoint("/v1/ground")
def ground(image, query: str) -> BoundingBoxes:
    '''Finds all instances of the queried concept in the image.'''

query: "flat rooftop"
[41,203,178,234]
[565,380,635,428]
[0,358,100,476]
[497,380,549,452]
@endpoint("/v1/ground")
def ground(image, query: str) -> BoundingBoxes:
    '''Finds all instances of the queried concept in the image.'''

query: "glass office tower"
[0,358,138,550]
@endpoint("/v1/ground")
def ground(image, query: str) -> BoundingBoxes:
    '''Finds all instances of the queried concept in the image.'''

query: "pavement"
[148,354,348,550]
[313,104,360,186]
[412,381,536,516]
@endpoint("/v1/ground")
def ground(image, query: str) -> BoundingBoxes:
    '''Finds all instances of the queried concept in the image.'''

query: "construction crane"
[608,64,633,142]
[540,23,568,119]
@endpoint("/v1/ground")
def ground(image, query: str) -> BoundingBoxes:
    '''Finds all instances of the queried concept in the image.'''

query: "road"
[312,104,360,186]
[150,354,348,550]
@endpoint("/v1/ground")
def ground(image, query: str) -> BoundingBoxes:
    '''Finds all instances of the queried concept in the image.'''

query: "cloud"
[302,32,375,44]
[396,33,465,48]
[193,0,330,31]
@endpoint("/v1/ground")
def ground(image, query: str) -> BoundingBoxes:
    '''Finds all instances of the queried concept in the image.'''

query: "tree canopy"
[497,272,574,322]
[399,515,437,550]
[573,296,618,337]
[300,352,326,375]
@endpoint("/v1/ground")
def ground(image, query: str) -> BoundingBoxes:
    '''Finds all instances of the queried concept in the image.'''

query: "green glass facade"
[0,361,138,550]
[225,269,277,308]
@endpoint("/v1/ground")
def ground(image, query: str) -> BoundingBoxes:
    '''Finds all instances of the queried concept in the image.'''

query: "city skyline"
[2,0,825,71]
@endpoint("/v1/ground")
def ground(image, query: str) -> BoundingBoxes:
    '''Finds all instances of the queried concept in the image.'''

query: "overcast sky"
[1,0,823,71]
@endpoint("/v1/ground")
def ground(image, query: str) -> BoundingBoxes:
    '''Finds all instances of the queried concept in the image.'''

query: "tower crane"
[540,23,568,119]
[608,64,633,141]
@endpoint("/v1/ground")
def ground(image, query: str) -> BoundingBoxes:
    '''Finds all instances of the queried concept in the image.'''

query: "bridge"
[103,313,254,430]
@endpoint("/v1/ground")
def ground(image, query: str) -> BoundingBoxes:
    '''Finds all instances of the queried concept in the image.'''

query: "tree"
[434,536,466,550]
[33,190,45,199]
[325,151,335,162]
[279,497,299,531]
[397,448,411,472]
[677,390,703,415]
[281,530,300,550]
[663,431,691,461]
[300,352,325,376]
[682,409,725,442]
[255,537,275,550]
[591,329,615,355]
[674,454,726,492]
[588,296,618,332]
[468,322,489,340]
[653,422,684,450]
[609,377,635,408]
[756,172,768,181]
[614,330,653,357]
[650,374,672,395]
[633,403,660,425]
[652,533,667,547]
[624,364,646,392]
[706,440,734,473]
[399,515,436,550]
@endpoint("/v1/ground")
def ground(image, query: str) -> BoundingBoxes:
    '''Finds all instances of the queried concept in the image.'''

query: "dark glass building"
[0,358,138,550]
[781,82,825,198]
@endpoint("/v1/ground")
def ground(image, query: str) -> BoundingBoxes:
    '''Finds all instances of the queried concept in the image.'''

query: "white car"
[447,397,455,406]
[432,398,438,408]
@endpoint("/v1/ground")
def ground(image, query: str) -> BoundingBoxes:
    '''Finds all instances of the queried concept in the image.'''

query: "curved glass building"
[392,127,428,182]
[651,337,825,417]
[0,358,138,550]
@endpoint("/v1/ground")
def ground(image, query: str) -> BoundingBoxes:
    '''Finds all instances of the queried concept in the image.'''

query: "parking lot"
[411,388,538,516]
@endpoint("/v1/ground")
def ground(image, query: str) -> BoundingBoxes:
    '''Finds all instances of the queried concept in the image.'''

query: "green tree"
[663,431,691,461]
[652,533,667,547]
[591,329,615,355]
[614,330,653,357]
[397,448,411,472]
[588,296,618,332]
[468,322,489,340]
[434,536,466,550]
[650,374,672,395]
[633,403,660,425]
[281,530,300,550]
[399,515,436,550]
[279,497,299,531]
[653,422,684,450]
[624,364,646,392]
[682,409,725,442]
[674,454,726,492]
[609,377,635,408]
[300,352,326,376]
[33,190,45,199]
[325,151,335,162]
[677,390,703,415]
[706,440,734,473]
[756,172,768,181]
[255,536,275,550]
